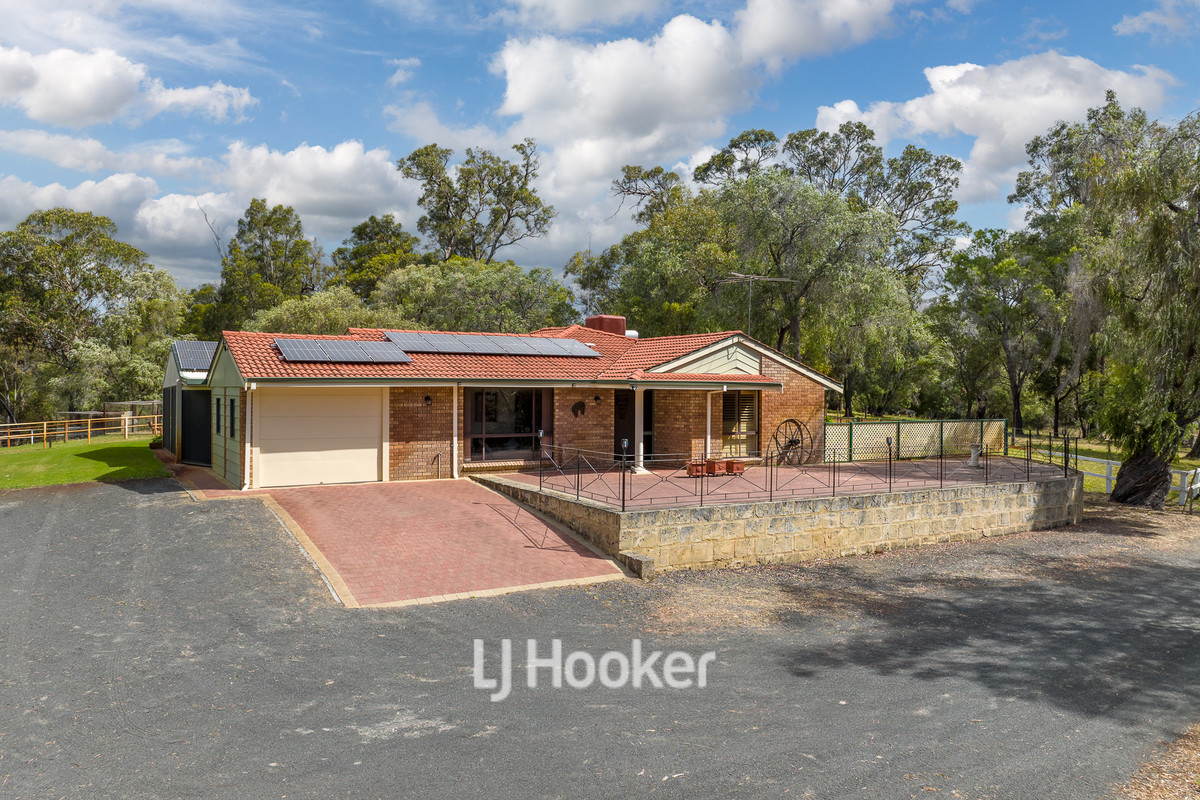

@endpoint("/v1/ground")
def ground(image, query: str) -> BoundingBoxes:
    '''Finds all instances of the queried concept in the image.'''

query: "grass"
[0,435,170,490]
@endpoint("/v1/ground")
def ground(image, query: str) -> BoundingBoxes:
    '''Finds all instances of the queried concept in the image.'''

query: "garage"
[255,387,386,488]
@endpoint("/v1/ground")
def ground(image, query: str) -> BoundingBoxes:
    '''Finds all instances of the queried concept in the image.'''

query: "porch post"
[633,386,647,473]
[451,384,459,479]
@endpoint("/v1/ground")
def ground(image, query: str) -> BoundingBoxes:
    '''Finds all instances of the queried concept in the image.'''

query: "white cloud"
[142,79,258,122]
[0,129,213,177]
[502,0,661,30]
[0,46,143,126]
[1114,0,1200,37]
[217,140,419,237]
[385,99,511,152]
[0,44,257,127]
[0,172,160,236]
[816,52,1176,202]
[735,0,902,71]
[386,57,421,86]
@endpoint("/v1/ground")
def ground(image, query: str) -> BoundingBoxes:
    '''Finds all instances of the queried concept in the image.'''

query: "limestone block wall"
[474,474,1084,578]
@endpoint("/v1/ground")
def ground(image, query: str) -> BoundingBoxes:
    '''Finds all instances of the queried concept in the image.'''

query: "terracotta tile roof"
[220,326,788,386]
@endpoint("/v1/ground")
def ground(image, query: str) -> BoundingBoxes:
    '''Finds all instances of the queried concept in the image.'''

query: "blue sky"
[0,0,1195,288]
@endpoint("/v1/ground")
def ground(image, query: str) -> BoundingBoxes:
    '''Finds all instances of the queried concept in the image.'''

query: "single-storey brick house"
[199,315,840,489]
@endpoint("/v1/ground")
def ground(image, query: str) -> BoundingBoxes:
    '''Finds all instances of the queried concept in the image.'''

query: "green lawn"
[0,436,170,490]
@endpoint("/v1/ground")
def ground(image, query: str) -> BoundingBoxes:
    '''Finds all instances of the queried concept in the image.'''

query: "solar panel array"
[174,340,219,372]
[274,338,412,363]
[382,331,601,358]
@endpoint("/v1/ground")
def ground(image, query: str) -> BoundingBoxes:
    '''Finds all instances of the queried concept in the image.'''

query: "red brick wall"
[552,388,614,460]
[389,386,455,480]
[760,357,827,464]
[653,390,711,460]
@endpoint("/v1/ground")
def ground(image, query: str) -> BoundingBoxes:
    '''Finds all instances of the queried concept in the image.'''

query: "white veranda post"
[633,386,646,472]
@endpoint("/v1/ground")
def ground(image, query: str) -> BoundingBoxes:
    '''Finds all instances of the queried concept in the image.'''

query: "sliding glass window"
[468,388,551,461]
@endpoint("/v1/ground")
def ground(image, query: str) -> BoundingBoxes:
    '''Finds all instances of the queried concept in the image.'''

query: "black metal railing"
[526,436,1079,512]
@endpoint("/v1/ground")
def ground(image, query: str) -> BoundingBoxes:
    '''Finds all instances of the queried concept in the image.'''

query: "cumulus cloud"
[816,52,1176,202]
[0,172,160,237]
[0,46,143,126]
[216,140,419,236]
[501,0,661,30]
[0,129,213,177]
[0,44,257,127]
[493,16,754,186]
[735,0,902,71]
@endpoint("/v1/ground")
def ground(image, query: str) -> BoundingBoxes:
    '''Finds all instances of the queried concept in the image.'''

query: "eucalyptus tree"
[398,139,555,263]
[0,208,155,411]
[331,214,423,300]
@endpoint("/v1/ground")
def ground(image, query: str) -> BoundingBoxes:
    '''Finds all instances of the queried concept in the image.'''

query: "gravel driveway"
[2,478,1199,799]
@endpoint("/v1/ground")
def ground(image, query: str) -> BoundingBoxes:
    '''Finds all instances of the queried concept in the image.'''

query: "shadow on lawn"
[775,548,1200,729]
[74,446,175,492]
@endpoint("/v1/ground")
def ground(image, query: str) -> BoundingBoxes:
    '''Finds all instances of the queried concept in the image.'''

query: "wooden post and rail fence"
[0,414,162,449]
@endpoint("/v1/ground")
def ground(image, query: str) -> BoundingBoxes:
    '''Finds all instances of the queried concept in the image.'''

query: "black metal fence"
[530,434,1078,511]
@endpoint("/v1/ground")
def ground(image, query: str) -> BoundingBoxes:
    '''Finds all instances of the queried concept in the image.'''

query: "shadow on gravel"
[778,554,1200,726]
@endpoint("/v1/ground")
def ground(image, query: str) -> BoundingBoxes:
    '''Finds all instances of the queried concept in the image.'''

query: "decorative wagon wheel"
[770,419,812,466]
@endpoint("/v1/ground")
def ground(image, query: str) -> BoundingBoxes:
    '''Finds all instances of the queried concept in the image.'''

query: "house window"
[467,388,551,461]
[721,390,758,457]
[215,398,221,434]
[228,398,237,439]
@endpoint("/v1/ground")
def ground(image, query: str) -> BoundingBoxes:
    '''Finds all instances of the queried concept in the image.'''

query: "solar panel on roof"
[357,341,412,363]
[554,339,602,358]
[380,330,601,357]
[174,340,218,371]
[384,331,435,351]
[455,334,509,355]
[274,339,329,361]
[317,341,370,362]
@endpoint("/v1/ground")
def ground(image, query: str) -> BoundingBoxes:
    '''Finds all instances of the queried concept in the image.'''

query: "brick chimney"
[584,314,626,336]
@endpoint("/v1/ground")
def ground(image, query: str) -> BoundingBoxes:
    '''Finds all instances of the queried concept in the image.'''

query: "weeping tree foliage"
[1090,108,1200,507]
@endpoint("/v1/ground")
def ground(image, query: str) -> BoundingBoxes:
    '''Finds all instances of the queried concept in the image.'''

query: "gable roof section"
[647,334,843,392]
[215,326,832,390]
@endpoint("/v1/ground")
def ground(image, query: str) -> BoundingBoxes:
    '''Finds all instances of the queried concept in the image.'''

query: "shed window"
[721,390,758,457]
[228,398,237,438]
[215,398,221,434]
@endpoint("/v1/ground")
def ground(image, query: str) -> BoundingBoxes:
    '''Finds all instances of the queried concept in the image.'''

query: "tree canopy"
[398,139,555,263]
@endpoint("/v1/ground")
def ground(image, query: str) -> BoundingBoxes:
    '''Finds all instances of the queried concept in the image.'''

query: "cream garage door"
[257,388,383,487]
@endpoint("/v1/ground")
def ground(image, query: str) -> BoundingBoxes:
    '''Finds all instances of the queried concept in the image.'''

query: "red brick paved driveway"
[266,480,623,607]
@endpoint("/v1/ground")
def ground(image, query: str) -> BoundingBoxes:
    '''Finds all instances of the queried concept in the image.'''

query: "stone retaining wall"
[474,474,1084,579]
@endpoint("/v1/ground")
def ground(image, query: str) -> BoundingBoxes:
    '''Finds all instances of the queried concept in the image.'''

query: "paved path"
[268,480,623,606]
[155,453,623,606]
[3,480,1200,799]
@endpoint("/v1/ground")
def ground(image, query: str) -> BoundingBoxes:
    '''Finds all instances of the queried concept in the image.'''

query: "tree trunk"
[1052,394,1061,438]
[1110,445,1174,509]
[1188,430,1200,459]
[842,372,855,419]
[1009,378,1024,433]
